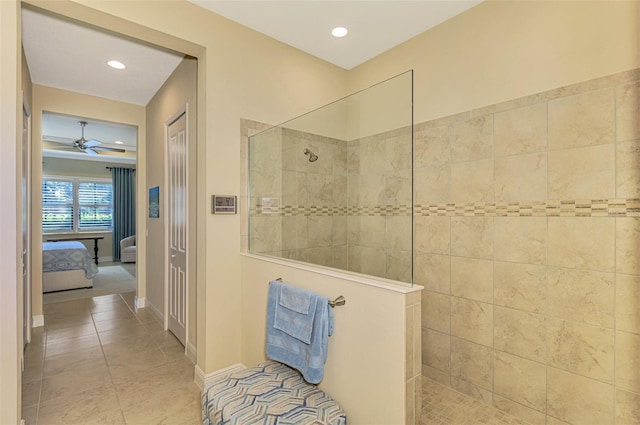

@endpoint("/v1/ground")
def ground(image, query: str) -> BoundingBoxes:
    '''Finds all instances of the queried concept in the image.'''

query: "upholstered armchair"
[120,235,136,263]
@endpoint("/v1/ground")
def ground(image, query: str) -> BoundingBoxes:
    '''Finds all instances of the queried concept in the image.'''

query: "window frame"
[42,175,114,234]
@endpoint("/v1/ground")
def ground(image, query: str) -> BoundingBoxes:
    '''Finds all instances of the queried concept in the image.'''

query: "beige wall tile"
[385,133,412,172]
[332,216,347,246]
[451,297,493,347]
[494,261,547,314]
[548,144,615,200]
[281,216,297,251]
[360,216,386,248]
[494,217,547,265]
[385,249,411,283]
[547,318,614,383]
[331,143,347,176]
[548,217,615,272]
[546,367,614,425]
[615,331,640,393]
[421,290,450,333]
[548,267,614,328]
[616,217,640,275]
[450,337,493,391]
[494,102,547,157]
[385,216,412,251]
[450,377,493,405]
[616,140,640,198]
[450,257,493,303]
[546,416,572,425]
[616,81,640,142]
[359,246,386,278]
[423,365,450,386]
[358,173,384,206]
[308,216,333,247]
[414,253,450,294]
[616,388,640,425]
[449,115,493,163]
[414,165,450,204]
[494,351,546,411]
[616,273,640,334]
[415,216,450,255]
[493,395,546,425]
[382,169,411,205]
[495,152,547,201]
[422,328,450,373]
[414,125,450,167]
[451,217,493,260]
[548,88,615,150]
[358,137,386,175]
[494,307,546,363]
[450,159,494,203]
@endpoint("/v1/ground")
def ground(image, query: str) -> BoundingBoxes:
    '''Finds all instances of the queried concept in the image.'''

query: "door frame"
[163,104,189,354]
[22,98,32,350]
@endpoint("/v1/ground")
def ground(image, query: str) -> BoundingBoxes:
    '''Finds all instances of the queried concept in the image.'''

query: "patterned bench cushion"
[202,361,347,425]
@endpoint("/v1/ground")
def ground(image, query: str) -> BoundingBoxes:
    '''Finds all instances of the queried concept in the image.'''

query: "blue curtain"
[111,168,136,261]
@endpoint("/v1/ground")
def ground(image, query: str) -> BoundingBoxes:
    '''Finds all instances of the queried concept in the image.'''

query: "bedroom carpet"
[43,265,136,304]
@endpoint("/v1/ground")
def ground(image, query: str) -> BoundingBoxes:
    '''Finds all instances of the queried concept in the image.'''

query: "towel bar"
[271,278,346,308]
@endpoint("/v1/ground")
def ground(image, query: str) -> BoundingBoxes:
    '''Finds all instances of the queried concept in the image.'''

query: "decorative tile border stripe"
[251,199,640,217]
[415,199,640,217]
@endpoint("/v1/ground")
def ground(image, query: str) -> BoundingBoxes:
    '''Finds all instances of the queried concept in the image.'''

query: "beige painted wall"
[145,57,197,348]
[31,84,145,317]
[348,0,640,124]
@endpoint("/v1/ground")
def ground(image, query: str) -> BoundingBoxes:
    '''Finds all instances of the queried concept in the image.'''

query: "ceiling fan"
[43,121,126,156]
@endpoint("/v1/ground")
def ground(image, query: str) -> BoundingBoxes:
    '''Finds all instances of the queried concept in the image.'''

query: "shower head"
[303,148,318,162]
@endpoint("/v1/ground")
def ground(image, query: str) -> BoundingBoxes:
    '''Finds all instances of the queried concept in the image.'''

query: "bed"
[42,241,99,293]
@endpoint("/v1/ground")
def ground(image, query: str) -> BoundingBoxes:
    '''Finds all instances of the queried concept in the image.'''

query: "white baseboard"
[195,363,246,391]
[147,300,164,322]
[134,296,146,308]
[32,315,44,328]
[186,341,197,363]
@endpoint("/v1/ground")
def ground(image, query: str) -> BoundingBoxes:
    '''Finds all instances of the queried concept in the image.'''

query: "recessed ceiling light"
[331,26,348,38]
[114,140,124,145]
[107,60,126,70]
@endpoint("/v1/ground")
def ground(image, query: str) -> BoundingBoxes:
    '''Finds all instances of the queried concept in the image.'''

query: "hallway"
[21,292,200,425]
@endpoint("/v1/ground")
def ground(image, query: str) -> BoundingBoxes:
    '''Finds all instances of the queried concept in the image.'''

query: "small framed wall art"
[149,186,160,218]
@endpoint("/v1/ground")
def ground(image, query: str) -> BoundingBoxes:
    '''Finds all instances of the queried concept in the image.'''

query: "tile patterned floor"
[21,291,200,425]
[23,290,529,425]
[420,378,531,425]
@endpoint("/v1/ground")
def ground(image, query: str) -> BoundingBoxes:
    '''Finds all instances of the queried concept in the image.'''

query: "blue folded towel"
[274,283,317,344]
[266,280,334,384]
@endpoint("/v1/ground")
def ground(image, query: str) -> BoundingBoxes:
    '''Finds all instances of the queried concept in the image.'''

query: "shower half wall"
[248,71,413,284]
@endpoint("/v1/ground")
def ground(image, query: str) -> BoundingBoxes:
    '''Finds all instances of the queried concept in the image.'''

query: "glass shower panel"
[249,70,413,285]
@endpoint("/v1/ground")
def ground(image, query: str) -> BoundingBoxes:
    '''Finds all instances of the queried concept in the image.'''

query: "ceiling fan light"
[114,140,123,145]
[107,60,126,70]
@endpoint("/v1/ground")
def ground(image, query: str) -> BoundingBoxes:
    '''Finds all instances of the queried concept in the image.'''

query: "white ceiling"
[189,0,483,70]
[21,1,481,157]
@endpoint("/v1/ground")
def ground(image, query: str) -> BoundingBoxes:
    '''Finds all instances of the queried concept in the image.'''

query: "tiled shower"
[246,68,639,424]
[418,69,640,425]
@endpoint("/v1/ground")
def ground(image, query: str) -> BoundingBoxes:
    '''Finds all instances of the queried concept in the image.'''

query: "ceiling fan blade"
[84,148,99,155]
[84,139,102,148]
[45,146,79,151]
[43,135,75,144]
[92,146,126,153]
